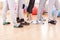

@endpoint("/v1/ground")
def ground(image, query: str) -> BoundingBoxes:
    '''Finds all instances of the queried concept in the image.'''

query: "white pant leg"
[37,0,46,20]
[7,0,18,26]
[16,3,19,17]
[2,0,8,22]
[48,0,55,20]
[18,0,24,19]
[53,0,60,20]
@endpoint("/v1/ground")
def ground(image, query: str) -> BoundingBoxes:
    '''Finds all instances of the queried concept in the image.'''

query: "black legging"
[27,0,35,13]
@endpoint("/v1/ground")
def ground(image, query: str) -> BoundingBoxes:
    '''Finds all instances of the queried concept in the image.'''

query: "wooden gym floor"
[0,9,60,40]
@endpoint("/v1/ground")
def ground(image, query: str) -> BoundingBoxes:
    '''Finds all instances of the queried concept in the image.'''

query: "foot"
[36,20,44,24]
[31,20,38,24]
[48,20,57,25]
[27,18,29,21]
[21,21,30,25]
[17,18,30,25]
[14,24,23,28]
[16,17,20,23]
[39,17,46,21]
[3,22,10,25]
[31,20,44,24]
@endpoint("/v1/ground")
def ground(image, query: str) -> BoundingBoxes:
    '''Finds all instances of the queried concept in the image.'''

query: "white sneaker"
[39,17,46,21]
[31,20,37,24]
[31,20,44,24]
[27,20,34,23]
[36,20,44,24]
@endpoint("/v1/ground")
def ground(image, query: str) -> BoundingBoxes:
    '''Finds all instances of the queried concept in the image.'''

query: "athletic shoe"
[21,21,30,25]
[48,20,56,25]
[3,22,10,25]
[17,18,30,25]
[39,17,46,21]
[36,20,44,24]
[31,20,44,24]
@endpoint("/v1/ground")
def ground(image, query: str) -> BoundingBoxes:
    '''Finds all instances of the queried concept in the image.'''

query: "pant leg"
[53,0,60,20]
[37,0,46,20]
[18,0,24,19]
[2,0,8,22]
[16,3,19,17]
[7,0,18,26]
[48,0,55,20]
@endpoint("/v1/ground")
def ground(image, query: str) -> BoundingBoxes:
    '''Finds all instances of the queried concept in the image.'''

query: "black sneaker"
[19,19,30,25]
[21,21,30,25]
[48,20,56,25]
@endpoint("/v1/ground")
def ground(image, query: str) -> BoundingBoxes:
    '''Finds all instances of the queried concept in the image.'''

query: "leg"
[7,0,23,27]
[2,0,7,23]
[18,0,30,25]
[35,0,46,24]
[27,8,32,21]
[48,0,55,20]
[37,0,46,20]
[16,3,20,23]
[15,1,19,17]
[27,0,35,22]
[48,0,57,25]
[51,0,60,25]
[2,0,10,25]
[18,0,24,19]
[53,0,60,20]
[16,0,25,22]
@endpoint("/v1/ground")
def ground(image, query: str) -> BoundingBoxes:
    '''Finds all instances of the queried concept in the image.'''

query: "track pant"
[17,0,25,19]
[2,0,18,26]
[48,0,60,20]
[37,0,46,20]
